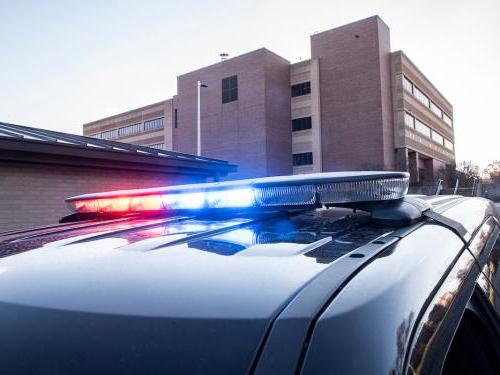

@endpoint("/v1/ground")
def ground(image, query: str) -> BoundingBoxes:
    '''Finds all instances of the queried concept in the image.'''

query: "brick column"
[408,151,419,184]
[395,148,409,172]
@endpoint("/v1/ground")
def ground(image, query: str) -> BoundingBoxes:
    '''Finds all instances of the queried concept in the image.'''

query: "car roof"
[1,195,495,319]
[0,196,495,316]
[0,196,497,373]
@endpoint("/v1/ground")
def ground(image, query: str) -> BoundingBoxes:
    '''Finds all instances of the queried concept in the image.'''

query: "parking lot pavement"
[496,203,500,217]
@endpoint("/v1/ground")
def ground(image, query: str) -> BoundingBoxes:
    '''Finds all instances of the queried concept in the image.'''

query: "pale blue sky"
[1,0,499,167]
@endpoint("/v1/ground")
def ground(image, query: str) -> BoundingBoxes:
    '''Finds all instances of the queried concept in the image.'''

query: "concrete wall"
[0,162,205,232]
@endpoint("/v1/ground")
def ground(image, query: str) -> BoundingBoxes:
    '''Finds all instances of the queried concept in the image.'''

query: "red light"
[72,199,99,213]
[98,198,130,212]
[130,195,163,211]
[69,195,165,213]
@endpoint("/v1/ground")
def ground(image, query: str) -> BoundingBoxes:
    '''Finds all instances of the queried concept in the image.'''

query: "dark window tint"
[292,117,312,131]
[174,109,178,128]
[222,75,238,104]
[442,301,500,375]
[293,152,313,166]
[291,82,311,97]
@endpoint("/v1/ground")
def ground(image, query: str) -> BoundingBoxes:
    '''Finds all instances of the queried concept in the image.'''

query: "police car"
[0,172,499,374]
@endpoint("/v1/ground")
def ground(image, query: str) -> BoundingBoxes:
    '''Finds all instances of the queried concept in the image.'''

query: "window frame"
[404,111,415,128]
[431,130,444,145]
[407,219,500,374]
[147,143,165,150]
[293,152,313,166]
[291,81,311,97]
[430,101,443,118]
[292,116,312,132]
[222,75,238,104]
[414,118,431,138]
[444,139,454,151]
[144,117,164,132]
[403,76,414,94]
[441,292,500,374]
[443,113,453,127]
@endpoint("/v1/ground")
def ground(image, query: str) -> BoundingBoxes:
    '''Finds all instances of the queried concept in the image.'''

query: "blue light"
[207,188,255,208]
[161,192,205,209]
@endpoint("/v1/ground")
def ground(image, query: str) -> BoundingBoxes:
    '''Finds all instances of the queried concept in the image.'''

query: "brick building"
[83,100,173,152]
[83,16,455,182]
[0,122,235,232]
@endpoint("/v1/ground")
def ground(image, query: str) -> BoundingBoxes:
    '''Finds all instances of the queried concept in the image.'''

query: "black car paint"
[0,197,498,374]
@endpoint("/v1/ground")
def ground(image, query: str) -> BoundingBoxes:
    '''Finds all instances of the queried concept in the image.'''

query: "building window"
[443,113,453,127]
[174,109,178,128]
[414,86,430,108]
[403,76,413,93]
[444,139,454,151]
[147,143,165,150]
[431,130,444,145]
[293,152,313,166]
[292,116,312,131]
[144,117,164,132]
[430,101,442,118]
[291,81,311,97]
[101,128,119,140]
[404,112,415,128]
[415,119,431,138]
[222,75,238,104]
[404,75,452,127]
[410,114,449,148]
[118,123,143,137]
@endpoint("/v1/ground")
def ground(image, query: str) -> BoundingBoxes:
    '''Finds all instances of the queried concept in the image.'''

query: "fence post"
[434,179,443,195]
[453,178,459,195]
[475,181,481,197]
[471,178,477,196]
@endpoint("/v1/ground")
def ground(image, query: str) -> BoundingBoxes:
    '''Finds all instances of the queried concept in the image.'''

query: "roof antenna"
[220,52,229,62]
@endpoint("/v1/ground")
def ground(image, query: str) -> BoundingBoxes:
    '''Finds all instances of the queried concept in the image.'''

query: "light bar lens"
[207,188,255,208]
[255,185,316,206]
[162,192,205,210]
[66,172,409,214]
[130,195,162,211]
[318,178,409,204]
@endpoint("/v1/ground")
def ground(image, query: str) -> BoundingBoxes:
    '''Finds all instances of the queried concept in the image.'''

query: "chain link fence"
[409,180,500,202]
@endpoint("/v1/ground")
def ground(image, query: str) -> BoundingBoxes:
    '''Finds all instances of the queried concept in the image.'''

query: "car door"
[406,217,500,374]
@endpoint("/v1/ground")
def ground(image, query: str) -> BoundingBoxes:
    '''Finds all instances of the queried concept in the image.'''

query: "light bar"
[65,171,409,214]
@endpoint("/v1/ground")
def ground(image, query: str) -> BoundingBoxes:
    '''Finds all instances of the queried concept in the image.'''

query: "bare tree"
[456,160,480,187]
[483,160,500,182]
[483,160,500,174]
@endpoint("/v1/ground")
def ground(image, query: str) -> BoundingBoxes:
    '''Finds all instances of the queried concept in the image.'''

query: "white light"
[161,192,205,209]
[207,188,255,208]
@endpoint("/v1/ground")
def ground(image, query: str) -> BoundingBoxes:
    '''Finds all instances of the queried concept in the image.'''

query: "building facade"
[0,122,235,232]
[391,51,455,184]
[174,49,292,178]
[84,100,173,151]
[83,16,455,182]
